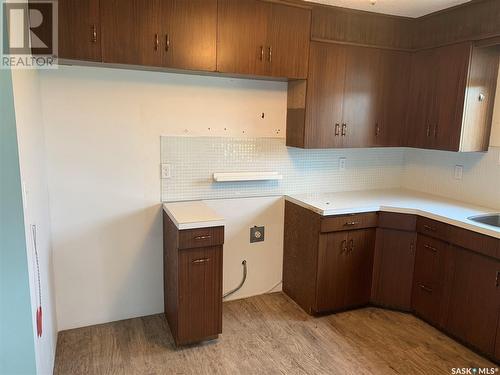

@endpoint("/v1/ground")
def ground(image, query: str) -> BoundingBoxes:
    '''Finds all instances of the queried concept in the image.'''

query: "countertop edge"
[285,196,500,239]
[163,203,225,230]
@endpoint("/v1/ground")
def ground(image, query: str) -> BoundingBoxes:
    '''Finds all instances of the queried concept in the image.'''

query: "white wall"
[39,66,288,330]
[40,64,500,332]
[12,69,58,375]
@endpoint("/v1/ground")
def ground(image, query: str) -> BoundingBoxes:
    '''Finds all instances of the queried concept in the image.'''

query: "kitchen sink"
[468,213,500,228]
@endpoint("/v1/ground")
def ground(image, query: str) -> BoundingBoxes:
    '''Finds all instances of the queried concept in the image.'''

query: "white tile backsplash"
[402,146,500,209]
[161,137,500,209]
[161,137,406,201]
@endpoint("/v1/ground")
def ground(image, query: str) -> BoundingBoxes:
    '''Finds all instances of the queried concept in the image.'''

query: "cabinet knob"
[340,239,347,253]
[154,33,159,51]
[91,24,97,43]
[193,235,211,240]
[424,244,437,253]
[192,258,210,264]
[418,284,433,293]
[344,221,359,227]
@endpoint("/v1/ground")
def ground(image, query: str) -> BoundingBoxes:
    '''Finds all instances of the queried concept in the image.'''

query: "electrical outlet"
[454,165,463,180]
[339,157,347,171]
[250,226,265,243]
[161,163,171,179]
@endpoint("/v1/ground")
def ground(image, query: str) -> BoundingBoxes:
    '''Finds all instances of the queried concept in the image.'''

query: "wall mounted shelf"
[213,172,283,182]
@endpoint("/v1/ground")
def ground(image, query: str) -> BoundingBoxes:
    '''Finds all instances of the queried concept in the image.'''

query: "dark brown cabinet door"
[178,246,222,345]
[101,0,161,67]
[372,228,416,310]
[433,43,471,151]
[412,235,449,327]
[58,0,101,61]
[345,229,376,307]
[217,0,270,76]
[316,232,349,312]
[496,315,500,361]
[342,46,381,148]
[374,50,411,147]
[445,247,500,356]
[161,0,217,71]
[267,4,310,79]
[406,49,438,149]
[304,42,346,148]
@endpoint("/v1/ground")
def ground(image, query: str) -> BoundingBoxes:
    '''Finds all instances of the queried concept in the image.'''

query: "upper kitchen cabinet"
[58,0,101,61]
[100,0,217,71]
[161,0,217,71]
[287,42,404,149]
[101,0,161,67]
[217,0,311,79]
[406,42,499,152]
[374,50,411,147]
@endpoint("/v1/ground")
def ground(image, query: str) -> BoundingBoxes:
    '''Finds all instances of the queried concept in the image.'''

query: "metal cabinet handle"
[375,123,380,137]
[193,235,211,240]
[496,271,499,287]
[192,258,210,264]
[335,123,340,136]
[165,34,170,52]
[423,224,436,232]
[424,244,437,253]
[344,221,359,227]
[434,124,438,138]
[426,125,431,137]
[260,46,264,61]
[92,24,97,43]
[154,33,159,51]
[341,123,347,136]
[418,284,433,293]
[348,239,354,253]
[341,239,347,253]
[268,46,272,63]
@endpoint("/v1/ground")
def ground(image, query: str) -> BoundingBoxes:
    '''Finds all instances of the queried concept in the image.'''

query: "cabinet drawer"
[378,212,416,231]
[416,217,449,241]
[321,212,378,233]
[178,226,224,250]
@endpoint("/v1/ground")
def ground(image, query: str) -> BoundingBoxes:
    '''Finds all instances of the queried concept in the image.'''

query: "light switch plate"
[454,165,463,180]
[161,163,171,179]
[339,157,347,171]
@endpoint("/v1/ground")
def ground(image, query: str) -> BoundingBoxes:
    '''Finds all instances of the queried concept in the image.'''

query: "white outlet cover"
[161,163,171,179]
[339,157,347,171]
[454,165,463,180]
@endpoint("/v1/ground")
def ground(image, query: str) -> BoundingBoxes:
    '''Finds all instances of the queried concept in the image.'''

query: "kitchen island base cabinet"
[163,211,223,346]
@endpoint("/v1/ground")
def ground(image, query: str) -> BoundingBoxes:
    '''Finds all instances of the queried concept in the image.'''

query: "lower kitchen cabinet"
[283,201,376,314]
[163,211,223,346]
[372,227,416,311]
[411,234,452,327]
[317,229,375,312]
[284,201,500,362]
[445,246,500,357]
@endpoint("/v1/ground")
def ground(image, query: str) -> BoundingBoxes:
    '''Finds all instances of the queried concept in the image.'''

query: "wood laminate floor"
[54,292,496,375]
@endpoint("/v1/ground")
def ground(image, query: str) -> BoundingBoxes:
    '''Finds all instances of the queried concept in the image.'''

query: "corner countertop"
[163,201,225,230]
[286,188,500,239]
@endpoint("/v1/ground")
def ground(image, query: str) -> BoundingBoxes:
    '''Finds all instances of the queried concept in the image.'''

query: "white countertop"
[163,201,225,230]
[286,188,500,239]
